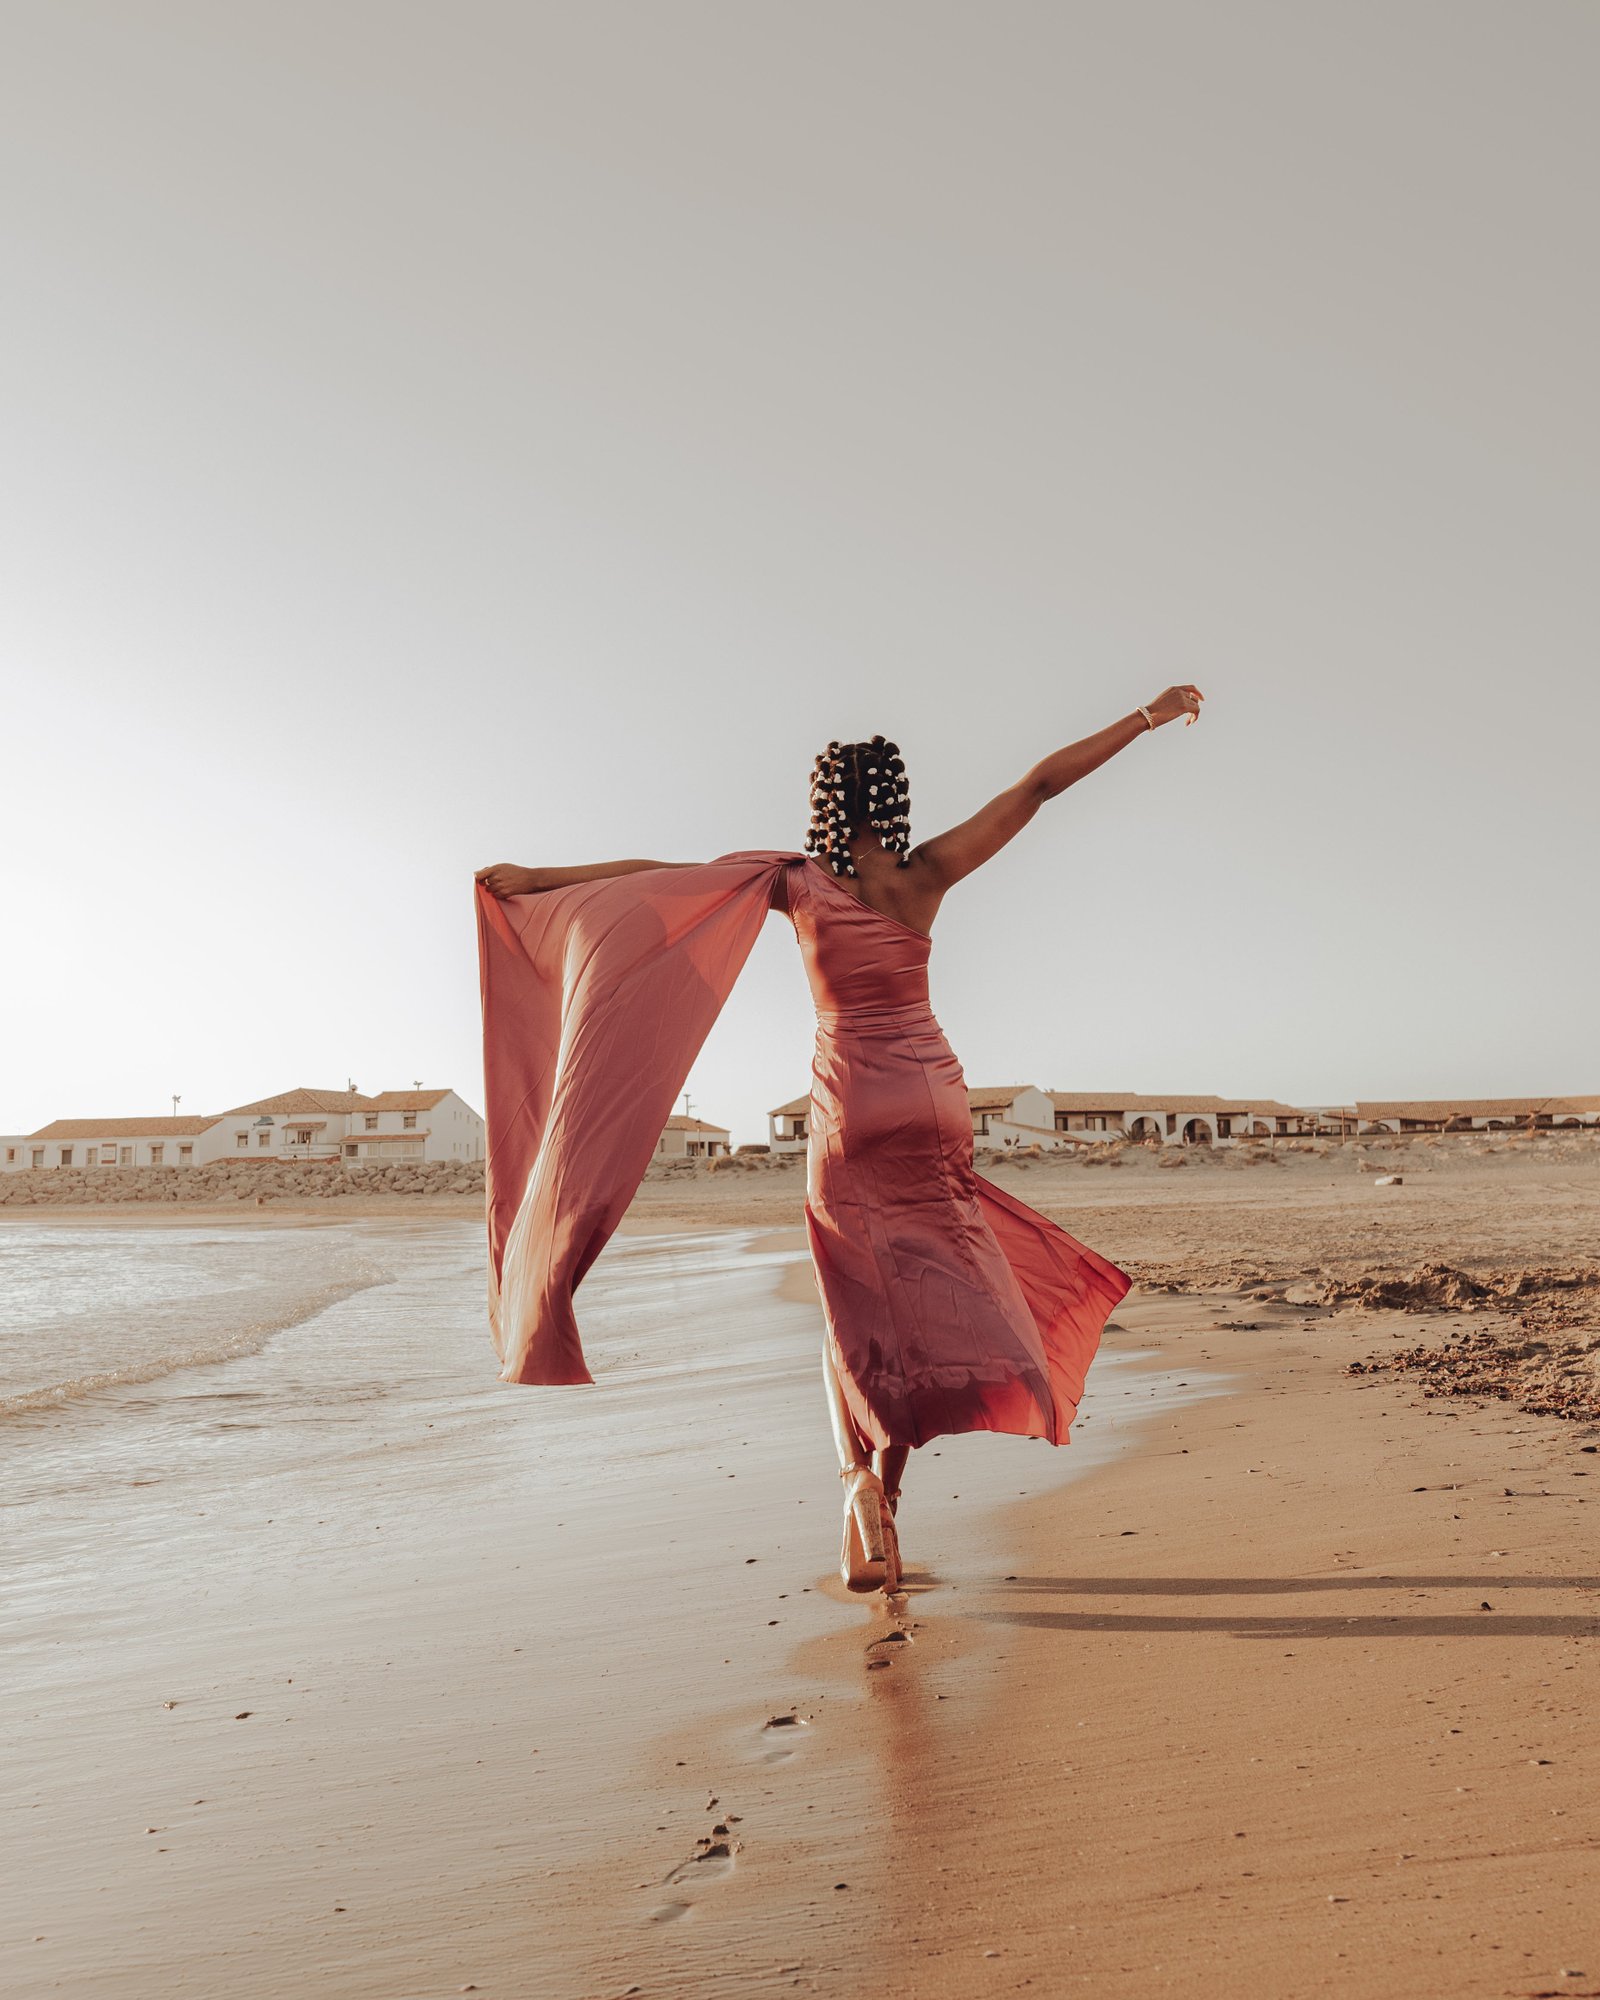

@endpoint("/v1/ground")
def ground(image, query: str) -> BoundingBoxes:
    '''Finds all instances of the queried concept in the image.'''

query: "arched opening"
[1182,1117,1214,1147]
[1128,1116,1163,1144]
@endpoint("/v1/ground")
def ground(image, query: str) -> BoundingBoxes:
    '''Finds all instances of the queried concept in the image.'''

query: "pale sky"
[3,2,1596,1144]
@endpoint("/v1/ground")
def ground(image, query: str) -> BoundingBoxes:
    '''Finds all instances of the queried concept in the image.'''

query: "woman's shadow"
[977,1571,1600,1641]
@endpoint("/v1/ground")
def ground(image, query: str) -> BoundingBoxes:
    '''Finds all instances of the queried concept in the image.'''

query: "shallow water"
[0,1223,386,1414]
[2,1217,1217,2000]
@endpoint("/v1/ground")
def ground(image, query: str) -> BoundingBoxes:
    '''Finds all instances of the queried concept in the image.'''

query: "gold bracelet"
[1137,704,1155,731]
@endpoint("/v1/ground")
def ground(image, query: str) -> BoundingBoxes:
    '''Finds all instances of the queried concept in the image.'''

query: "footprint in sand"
[866,1628,913,1669]
[662,1832,739,1892]
[756,1711,809,1763]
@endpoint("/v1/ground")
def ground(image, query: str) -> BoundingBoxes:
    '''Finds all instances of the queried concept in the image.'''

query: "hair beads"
[804,734,912,876]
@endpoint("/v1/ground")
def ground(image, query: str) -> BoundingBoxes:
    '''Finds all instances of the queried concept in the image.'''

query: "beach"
[4,1137,1597,1998]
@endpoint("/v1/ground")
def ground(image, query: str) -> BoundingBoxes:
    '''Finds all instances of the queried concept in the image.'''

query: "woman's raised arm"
[475,858,692,899]
[914,685,1203,891]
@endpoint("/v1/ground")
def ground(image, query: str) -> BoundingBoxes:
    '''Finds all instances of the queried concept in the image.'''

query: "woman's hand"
[475,863,545,899]
[1143,684,1205,728]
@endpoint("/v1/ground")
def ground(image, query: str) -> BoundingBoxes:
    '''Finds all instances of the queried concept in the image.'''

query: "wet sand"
[5,1140,1598,1998]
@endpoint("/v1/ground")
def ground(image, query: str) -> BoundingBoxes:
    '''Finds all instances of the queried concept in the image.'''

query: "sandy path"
[859,1298,1600,1998]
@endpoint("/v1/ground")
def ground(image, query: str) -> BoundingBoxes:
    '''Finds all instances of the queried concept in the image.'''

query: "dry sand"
[5,1134,1597,1998]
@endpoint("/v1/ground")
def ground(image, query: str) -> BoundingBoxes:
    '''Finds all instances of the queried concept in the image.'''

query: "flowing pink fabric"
[476,851,1130,1446]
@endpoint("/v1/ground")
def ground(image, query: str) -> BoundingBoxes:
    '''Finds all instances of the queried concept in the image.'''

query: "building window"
[364,1115,378,1131]
[1217,1117,1232,1138]
[101,1145,116,1165]
[119,1146,133,1166]
[402,1113,416,1130]
[149,1144,164,1165]
[345,1144,358,1158]
[32,1148,44,1168]
[59,1147,74,1167]
[237,1133,249,1150]
[179,1145,193,1163]
[257,1130,269,1147]
[289,1126,314,1145]
[4,1148,14,1164]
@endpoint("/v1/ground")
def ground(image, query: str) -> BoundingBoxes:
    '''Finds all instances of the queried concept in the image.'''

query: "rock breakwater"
[0,1159,486,1207]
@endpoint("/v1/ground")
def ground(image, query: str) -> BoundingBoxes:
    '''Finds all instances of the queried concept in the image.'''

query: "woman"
[475,685,1203,1596]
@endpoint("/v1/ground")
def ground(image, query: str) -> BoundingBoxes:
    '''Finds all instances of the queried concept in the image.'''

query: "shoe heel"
[854,1488,887,1569]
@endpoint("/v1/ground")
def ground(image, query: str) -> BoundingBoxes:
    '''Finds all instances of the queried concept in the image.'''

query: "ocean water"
[0,1219,817,1608]
[0,1223,387,1413]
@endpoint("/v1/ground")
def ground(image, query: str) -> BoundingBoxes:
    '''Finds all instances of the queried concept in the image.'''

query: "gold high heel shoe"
[839,1464,893,1593]
[880,1486,903,1592]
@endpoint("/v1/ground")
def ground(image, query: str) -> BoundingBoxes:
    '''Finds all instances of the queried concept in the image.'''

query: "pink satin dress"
[787,859,1129,1449]
[475,851,1129,1452]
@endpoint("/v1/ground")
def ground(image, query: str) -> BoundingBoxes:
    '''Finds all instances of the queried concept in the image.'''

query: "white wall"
[216,1092,485,1165]
[1,1089,487,1171]
[656,1125,730,1159]
[4,1128,221,1170]
[418,1091,485,1161]
[767,1109,808,1154]
[973,1087,1074,1150]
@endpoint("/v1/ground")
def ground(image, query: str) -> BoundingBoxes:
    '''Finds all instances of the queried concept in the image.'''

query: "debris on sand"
[1343,1266,1600,1420]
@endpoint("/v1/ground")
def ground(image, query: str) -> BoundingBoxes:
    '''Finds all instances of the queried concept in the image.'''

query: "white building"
[218,1086,487,1166]
[338,1088,486,1163]
[1050,1093,1313,1147]
[655,1115,730,1159]
[1,1086,486,1172]
[3,1116,223,1172]
[216,1088,370,1163]
[1352,1097,1600,1135]
[769,1084,1090,1154]
[767,1096,810,1154]
[968,1086,1069,1149]
[961,1088,1316,1149]
[755,1082,1600,1162]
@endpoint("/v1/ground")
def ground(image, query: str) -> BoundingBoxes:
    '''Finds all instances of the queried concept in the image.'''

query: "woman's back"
[790,859,934,1023]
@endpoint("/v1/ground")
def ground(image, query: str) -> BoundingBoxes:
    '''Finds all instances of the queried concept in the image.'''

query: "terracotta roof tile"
[219,1088,375,1117]
[29,1116,222,1140]
[1357,1098,1576,1120]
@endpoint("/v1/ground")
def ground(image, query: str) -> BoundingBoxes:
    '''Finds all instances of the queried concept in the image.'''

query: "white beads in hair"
[806,735,911,875]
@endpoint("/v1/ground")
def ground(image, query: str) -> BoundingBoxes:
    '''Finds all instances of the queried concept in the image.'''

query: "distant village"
[662,1088,1600,1160]
[1,1087,486,1174]
[738,1088,1598,1157]
[4,1084,1595,1177]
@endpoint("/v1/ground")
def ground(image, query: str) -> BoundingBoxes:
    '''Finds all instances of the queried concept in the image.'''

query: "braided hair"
[804,735,911,877]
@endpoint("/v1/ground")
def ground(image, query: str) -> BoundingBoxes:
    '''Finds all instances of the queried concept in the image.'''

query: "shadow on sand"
[977,1572,1600,1641]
